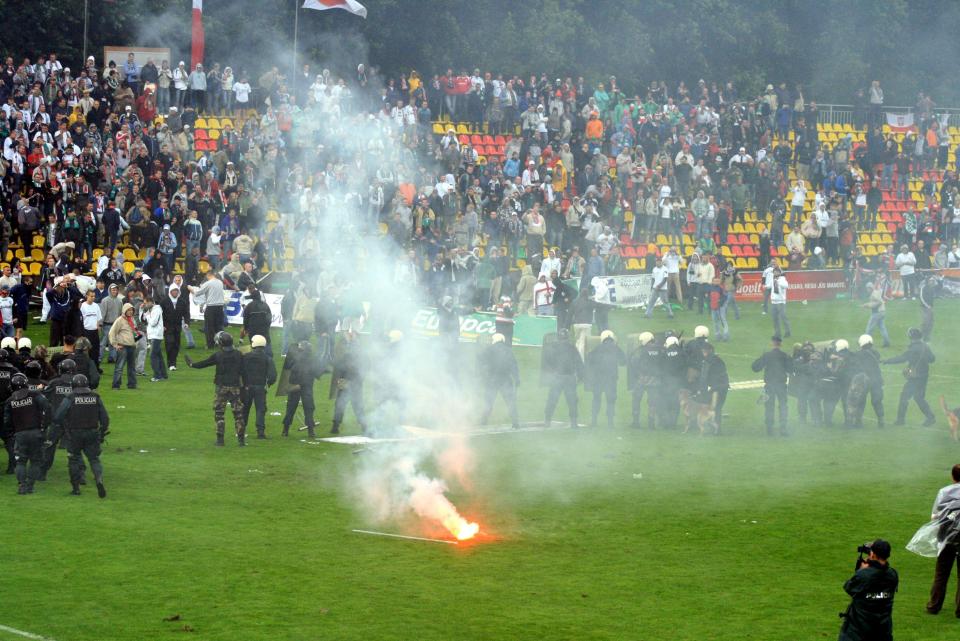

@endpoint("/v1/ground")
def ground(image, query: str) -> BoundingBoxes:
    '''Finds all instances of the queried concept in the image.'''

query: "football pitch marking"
[0,624,58,641]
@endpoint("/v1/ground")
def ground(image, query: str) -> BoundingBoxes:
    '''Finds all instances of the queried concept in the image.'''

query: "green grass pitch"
[2,297,959,641]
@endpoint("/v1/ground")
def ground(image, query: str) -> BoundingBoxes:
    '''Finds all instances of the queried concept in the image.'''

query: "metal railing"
[815,103,960,128]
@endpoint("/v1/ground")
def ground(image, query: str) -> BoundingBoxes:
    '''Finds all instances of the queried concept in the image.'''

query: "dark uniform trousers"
[482,381,519,427]
[631,382,658,428]
[592,383,617,428]
[848,381,884,426]
[243,385,268,435]
[14,429,44,489]
[204,305,224,349]
[765,384,789,434]
[545,374,578,426]
[214,385,245,438]
[283,388,315,434]
[333,383,367,430]
[897,377,935,423]
[67,429,103,487]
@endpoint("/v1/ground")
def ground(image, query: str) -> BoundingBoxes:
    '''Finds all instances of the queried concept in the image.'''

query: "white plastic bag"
[906,520,940,558]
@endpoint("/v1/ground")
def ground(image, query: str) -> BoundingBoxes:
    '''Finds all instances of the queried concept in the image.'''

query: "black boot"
[631,415,640,429]
[256,430,266,439]
[215,435,225,447]
[17,484,27,495]
[237,435,246,446]
[96,482,106,499]
[71,483,81,495]
[330,423,340,435]
[281,425,289,437]
[307,428,316,439]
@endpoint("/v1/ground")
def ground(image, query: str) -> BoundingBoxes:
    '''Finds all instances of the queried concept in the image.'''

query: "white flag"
[302,0,368,18]
[885,112,914,129]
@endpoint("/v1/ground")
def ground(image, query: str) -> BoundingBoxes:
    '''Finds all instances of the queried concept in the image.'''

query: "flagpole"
[292,0,299,89]
[82,0,90,64]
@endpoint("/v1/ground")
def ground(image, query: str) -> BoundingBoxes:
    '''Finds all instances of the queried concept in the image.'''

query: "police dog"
[939,397,960,442]
[680,390,718,435]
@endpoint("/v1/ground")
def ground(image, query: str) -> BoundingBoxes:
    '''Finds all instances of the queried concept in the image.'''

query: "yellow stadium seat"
[28,262,41,276]
[30,249,44,262]
[123,248,138,261]
[123,261,135,274]
[746,258,759,269]
[209,130,220,140]
[194,118,208,129]
[864,245,877,256]
[220,118,234,129]
[627,258,641,271]
[199,260,210,274]
[432,123,445,135]
[735,257,747,269]
[32,236,44,248]
[456,124,469,135]
[721,246,732,257]
[207,118,221,130]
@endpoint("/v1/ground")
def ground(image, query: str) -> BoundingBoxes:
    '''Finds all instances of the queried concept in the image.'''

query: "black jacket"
[243,299,273,340]
[160,293,190,329]
[627,344,662,389]
[884,340,934,381]
[541,340,584,385]
[242,347,278,387]
[839,561,898,641]
[479,342,519,387]
[189,348,244,387]
[752,348,793,386]
[585,339,626,391]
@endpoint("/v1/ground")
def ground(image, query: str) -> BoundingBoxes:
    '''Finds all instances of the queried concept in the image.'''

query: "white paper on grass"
[906,520,941,558]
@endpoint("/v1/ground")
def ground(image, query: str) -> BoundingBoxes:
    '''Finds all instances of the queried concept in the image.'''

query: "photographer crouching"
[839,539,898,641]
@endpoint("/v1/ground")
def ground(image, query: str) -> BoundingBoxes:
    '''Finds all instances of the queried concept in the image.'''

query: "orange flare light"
[448,517,480,541]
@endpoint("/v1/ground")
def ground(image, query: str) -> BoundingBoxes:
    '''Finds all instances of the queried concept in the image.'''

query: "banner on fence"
[736,269,848,302]
[189,291,284,327]
[885,112,916,131]
[410,308,555,347]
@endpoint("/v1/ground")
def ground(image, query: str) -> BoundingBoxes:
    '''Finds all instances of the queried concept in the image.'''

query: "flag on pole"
[302,0,368,18]
[885,112,915,132]
[191,0,205,68]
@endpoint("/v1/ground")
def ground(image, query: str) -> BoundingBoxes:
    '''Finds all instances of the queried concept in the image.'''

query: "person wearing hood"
[585,330,626,428]
[157,223,178,273]
[99,283,123,363]
[514,265,536,315]
[107,302,138,389]
[241,288,273,352]
[161,283,190,370]
[188,63,207,112]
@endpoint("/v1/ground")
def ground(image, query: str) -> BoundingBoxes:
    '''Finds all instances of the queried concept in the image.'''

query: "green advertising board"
[410,308,556,347]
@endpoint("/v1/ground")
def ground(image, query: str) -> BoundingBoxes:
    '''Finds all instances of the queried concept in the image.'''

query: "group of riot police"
[536,324,729,433]
[0,347,109,497]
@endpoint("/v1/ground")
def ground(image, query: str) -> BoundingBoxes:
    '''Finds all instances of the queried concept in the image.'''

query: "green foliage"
[4,0,960,103]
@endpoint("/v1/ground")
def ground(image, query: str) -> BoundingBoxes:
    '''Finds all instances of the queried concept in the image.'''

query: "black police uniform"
[188,347,247,444]
[51,387,109,495]
[791,347,821,425]
[698,351,729,433]
[627,342,662,429]
[585,338,626,428]
[3,388,51,493]
[243,297,274,353]
[542,337,583,428]
[661,341,686,427]
[242,346,278,438]
[839,560,898,641]
[330,342,368,434]
[0,359,16,474]
[823,349,853,427]
[479,341,520,428]
[752,345,793,435]
[41,375,79,476]
[847,347,884,428]
[281,344,327,437]
[885,339,936,425]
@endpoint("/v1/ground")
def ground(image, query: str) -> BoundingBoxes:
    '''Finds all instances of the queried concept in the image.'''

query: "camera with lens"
[854,542,873,571]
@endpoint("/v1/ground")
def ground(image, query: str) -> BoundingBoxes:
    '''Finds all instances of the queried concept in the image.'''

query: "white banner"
[189,290,284,328]
[885,112,915,129]
[591,274,654,308]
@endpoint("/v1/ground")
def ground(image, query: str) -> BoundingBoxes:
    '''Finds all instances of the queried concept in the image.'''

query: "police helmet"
[834,339,849,352]
[9,373,28,391]
[0,348,8,363]
[215,331,234,348]
[59,358,77,375]
[0,337,16,351]
[17,337,31,351]
[858,334,873,348]
[908,327,922,341]
[492,333,506,344]
[694,325,709,339]
[388,329,403,343]
[24,361,42,378]
[664,336,680,348]
[71,374,89,389]
[75,336,92,353]
[251,335,267,348]
[639,331,654,346]
[600,330,616,343]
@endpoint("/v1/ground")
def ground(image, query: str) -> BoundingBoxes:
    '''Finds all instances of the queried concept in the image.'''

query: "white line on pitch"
[0,624,58,641]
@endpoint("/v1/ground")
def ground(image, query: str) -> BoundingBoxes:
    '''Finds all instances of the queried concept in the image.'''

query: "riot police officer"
[848,335,885,428]
[23,360,45,390]
[242,335,277,439]
[185,331,247,446]
[628,332,662,430]
[49,374,109,497]
[479,333,520,429]
[791,342,821,426]
[884,327,936,426]
[541,328,583,428]
[823,339,853,427]
[0,348,17,474]
[751,335,793,436]
[40,359,81,479]
[3,373,51,494]
[281,340,328,438]
[330,332,368,434]
[698,343,729,434]
[585,330,626,428]
[661,335,685,428]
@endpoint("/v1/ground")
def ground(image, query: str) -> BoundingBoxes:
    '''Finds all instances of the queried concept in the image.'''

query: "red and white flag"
[302,0,368,18]
[191,0,205,69]
[885,112,915,133]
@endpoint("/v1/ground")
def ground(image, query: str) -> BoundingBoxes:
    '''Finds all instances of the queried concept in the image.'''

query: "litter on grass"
[138,449,149,453]
[633,473,643,479]
[116,405,126,409]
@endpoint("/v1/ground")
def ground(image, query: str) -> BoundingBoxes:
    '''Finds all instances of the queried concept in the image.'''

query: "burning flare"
[409,475,479,541]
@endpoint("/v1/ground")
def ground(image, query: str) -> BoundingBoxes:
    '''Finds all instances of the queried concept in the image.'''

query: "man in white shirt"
[141,295,167,382]
[769,266,791,338]
[663,246,682,304]
[925,464,960,616]
[539,249,561,278]
[532,275,555,316]
[895,244,918,299]
[79,289,104,365]
[761,261,776,314]
[645,256,674,319]
[791,180,806,225]
[0,287,14,339]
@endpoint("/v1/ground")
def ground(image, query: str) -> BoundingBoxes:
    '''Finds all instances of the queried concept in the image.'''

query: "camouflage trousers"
[214,385,246,439]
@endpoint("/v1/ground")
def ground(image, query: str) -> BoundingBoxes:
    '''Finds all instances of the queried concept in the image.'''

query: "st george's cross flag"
[302,0,368,18]
[191,0,205,68]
